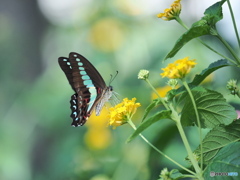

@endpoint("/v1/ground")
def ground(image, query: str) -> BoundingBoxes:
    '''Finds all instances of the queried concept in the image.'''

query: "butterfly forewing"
[58,57,75,91]
[58,52,112,126]
[69,53,107,89]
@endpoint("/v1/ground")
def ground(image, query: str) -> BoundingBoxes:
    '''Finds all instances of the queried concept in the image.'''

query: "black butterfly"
[58,52,113,127]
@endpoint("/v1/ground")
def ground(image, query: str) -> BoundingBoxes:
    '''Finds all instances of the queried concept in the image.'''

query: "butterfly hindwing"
[70,93,89,126]
[58,52,112,126]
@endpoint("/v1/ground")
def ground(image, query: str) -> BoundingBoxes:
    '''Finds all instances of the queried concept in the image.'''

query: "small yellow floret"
[160,57,197,79]
[157,0,182,21]
[108,98,141,128]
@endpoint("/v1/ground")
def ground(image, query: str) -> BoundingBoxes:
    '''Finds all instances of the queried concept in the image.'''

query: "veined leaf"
[194,120,240,164]
[203,141,240,179]
[164,0,226,60]
[126,110,171,143]
[164,24,210,59]
[204,0,226,24]
[181,88,237,128]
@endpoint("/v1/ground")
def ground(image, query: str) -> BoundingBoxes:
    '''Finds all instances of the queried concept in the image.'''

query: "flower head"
[159,168,170,180]
[157,0,182,21]
[167,79,178,89]
[226,79,239,96]
[138,69,149,80]
[160,57,196,79]
[108,98,141,128]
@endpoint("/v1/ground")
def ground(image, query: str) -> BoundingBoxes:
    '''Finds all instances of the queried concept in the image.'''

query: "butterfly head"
[108,86,113,91]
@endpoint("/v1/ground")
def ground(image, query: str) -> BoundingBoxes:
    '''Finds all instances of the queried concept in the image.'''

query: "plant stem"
[216,33,240,65]
[175,17,236,64]
[175,17,189,30]
[145,79,170,110]
[175,17,188,30]
[127,119,196,176]
[175,121,202,177]
[182,80,203,170]
[226,0,240,49]
[170,108,201,174]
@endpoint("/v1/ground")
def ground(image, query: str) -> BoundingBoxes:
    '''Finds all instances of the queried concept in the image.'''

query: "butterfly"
[58,52,113,127]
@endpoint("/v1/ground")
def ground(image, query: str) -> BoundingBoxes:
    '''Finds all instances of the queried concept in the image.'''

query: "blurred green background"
[1,0,240,180]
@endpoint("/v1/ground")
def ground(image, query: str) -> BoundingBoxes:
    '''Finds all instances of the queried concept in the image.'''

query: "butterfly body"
[58,52,113,126]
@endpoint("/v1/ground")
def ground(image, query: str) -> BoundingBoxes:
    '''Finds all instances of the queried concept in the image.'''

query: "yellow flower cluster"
[108,98,141,128]
[161,57,197,79]
[157,0,182,21]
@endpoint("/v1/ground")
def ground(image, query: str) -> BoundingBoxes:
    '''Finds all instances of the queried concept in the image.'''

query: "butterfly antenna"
[109,71,118,86]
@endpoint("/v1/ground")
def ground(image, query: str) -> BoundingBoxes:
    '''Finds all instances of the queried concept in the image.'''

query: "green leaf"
[169,169,184,179]
[142,99,163,121]
[190,59,230,86]
[176,86,206,108]
[203,0,226,25]
[166,88,183,102]
[126,110,171,143]
[164,24,210,59]
[166,59,230,101]
[181,88,237,128]
[203,141,240,179]
[164,0,226,60]
[194,120,240,164]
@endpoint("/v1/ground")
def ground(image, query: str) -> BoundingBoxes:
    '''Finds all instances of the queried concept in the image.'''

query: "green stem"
[182,174,198,178]
[215,33,240,65]
[182,80,203,170]
[175,121,202,179]
[226,0,240,49]
[170,107,201,173]
[175,17,188,30]
[145,79,170,110]
[127,119,196,176]
[175,17,236,64]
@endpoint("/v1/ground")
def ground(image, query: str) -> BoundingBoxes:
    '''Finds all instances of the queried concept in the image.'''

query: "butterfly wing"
[58,52,110,126]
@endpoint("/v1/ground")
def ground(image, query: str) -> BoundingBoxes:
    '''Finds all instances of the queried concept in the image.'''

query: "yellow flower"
[160,57,197,79]
[108,98,141,128]
[157,0,182,21]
